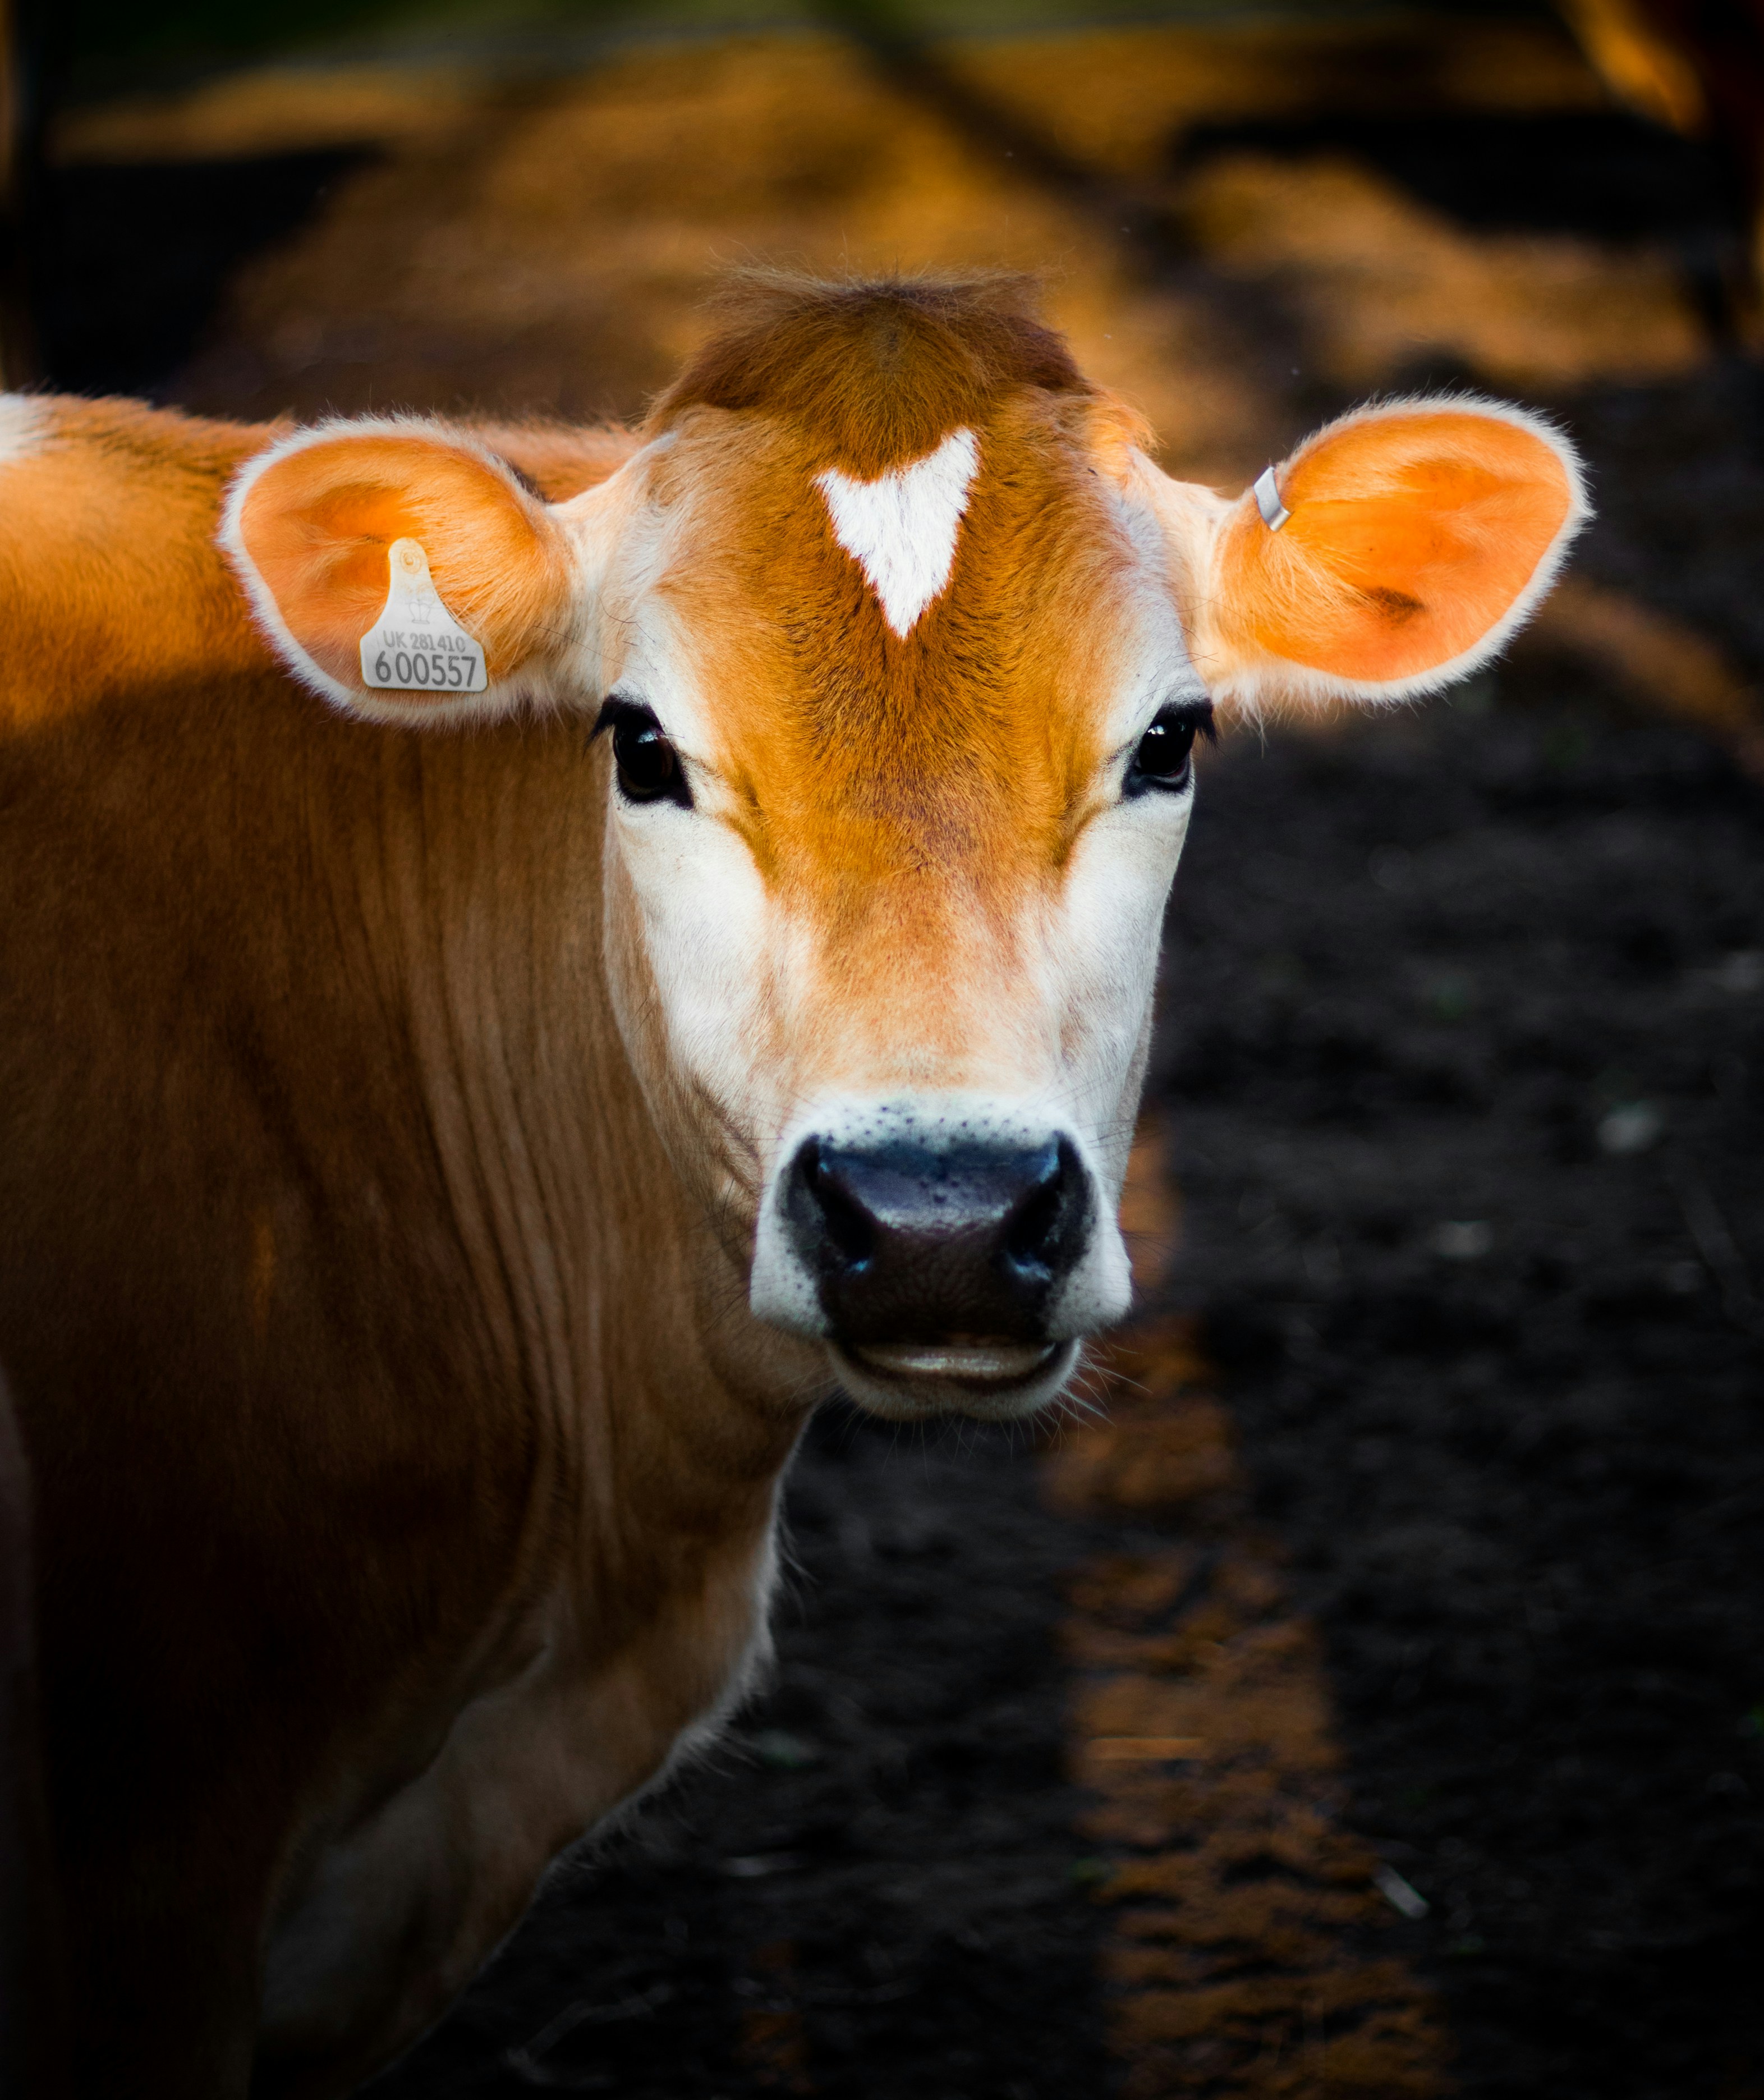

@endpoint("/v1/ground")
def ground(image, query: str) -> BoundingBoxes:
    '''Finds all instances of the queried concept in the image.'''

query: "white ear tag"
[360,538,488,695]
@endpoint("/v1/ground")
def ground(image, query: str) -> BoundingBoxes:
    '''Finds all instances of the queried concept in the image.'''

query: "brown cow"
[0,274,1586,2096]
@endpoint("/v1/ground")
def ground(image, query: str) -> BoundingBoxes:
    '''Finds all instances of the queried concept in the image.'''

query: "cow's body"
[2,396,814,2092]
[0,280,1584,2097]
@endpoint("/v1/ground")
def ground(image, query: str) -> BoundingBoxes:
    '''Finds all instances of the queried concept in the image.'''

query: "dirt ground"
[1157,677,1764,2099]
[31,6,1764,2093]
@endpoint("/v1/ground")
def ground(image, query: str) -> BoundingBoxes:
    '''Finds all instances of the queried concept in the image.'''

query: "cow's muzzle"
[784,1131,1089,1344]
[748,1100,1131,1419]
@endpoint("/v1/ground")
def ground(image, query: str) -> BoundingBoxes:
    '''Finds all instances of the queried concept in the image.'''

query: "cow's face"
[225,281,1586,1422]
[577,392,1202,1418]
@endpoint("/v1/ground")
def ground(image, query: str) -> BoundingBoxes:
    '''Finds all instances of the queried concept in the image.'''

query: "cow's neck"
[185,685,815,1770]
[331,706,810,1604]
[241,697,817,2057]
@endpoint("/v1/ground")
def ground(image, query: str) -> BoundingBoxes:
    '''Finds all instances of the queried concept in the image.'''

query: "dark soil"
[1139,365,1764,2100]
[1160,683,1764,2099]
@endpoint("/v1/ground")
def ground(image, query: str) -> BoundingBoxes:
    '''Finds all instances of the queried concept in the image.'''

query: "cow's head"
[223,276,1587,1421]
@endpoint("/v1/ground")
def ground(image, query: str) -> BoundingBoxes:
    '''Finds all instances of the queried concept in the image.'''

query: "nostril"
[1002,1136,1085,1276]
[1003,1147,1063,1269]
[798,1139,874,1268]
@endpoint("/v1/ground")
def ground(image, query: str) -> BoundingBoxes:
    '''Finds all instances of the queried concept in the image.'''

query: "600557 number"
[374,649,471,689]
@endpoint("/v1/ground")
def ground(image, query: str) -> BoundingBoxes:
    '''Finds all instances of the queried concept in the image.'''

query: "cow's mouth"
[830,1337,1077,1420]
[852,1341,1054,1381]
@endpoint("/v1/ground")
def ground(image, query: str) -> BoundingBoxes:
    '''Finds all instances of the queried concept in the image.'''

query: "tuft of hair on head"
[644,269,1096,475]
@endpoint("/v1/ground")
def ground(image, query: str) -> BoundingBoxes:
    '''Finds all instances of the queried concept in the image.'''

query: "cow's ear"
[1147,398,1589,710]
[220,420,577,721]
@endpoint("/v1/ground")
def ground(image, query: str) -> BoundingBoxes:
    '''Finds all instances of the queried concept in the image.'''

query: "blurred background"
[6,1,1763,2095]
[4,0,1763,478]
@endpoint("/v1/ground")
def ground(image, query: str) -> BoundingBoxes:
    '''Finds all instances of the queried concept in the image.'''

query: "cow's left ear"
[1144,397,1589,710]
[221,418,578,722]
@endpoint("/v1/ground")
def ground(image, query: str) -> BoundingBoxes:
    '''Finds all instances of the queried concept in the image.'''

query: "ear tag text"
[1253,465,1290,532]
[360,538,488,695]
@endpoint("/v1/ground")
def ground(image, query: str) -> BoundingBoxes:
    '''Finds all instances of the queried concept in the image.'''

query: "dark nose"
[783,1134,1092,1345]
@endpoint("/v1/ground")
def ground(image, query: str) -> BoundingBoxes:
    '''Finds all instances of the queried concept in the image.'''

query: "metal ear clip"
[1253,464,1289,531]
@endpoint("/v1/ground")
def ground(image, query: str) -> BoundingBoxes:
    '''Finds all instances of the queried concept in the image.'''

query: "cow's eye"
[594,699,691,808]
[614,718,678,800]
[1128,700,1214,796]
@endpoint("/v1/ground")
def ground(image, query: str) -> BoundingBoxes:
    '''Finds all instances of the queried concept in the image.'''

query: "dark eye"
[595,699,690,808]
[1128,700,1213,795]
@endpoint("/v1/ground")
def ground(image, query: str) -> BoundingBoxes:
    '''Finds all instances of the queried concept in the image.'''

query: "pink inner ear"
[1212,409,1579,690]
[235,433,569,699]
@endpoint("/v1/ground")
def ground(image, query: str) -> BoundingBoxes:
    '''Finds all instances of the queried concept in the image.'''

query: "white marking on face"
[0,394,47,467]
[815,427,980,638]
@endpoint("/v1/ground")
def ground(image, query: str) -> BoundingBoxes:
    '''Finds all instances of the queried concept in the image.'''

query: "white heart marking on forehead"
[815,427,980,638]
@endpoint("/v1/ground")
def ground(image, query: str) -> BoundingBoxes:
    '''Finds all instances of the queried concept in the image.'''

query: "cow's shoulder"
[0,395,282,728]
[0,392,277,508]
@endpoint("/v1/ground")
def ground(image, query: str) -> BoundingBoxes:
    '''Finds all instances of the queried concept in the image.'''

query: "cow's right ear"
[220,419,578,722]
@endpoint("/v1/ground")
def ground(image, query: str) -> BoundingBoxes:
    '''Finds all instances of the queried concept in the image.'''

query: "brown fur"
[0,393,788,2097]
[647,271,1098,474]
[2,633,809,2097]
[0,398,278,727]
[623,277,1159,1101]
[641,380,1148,1094]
